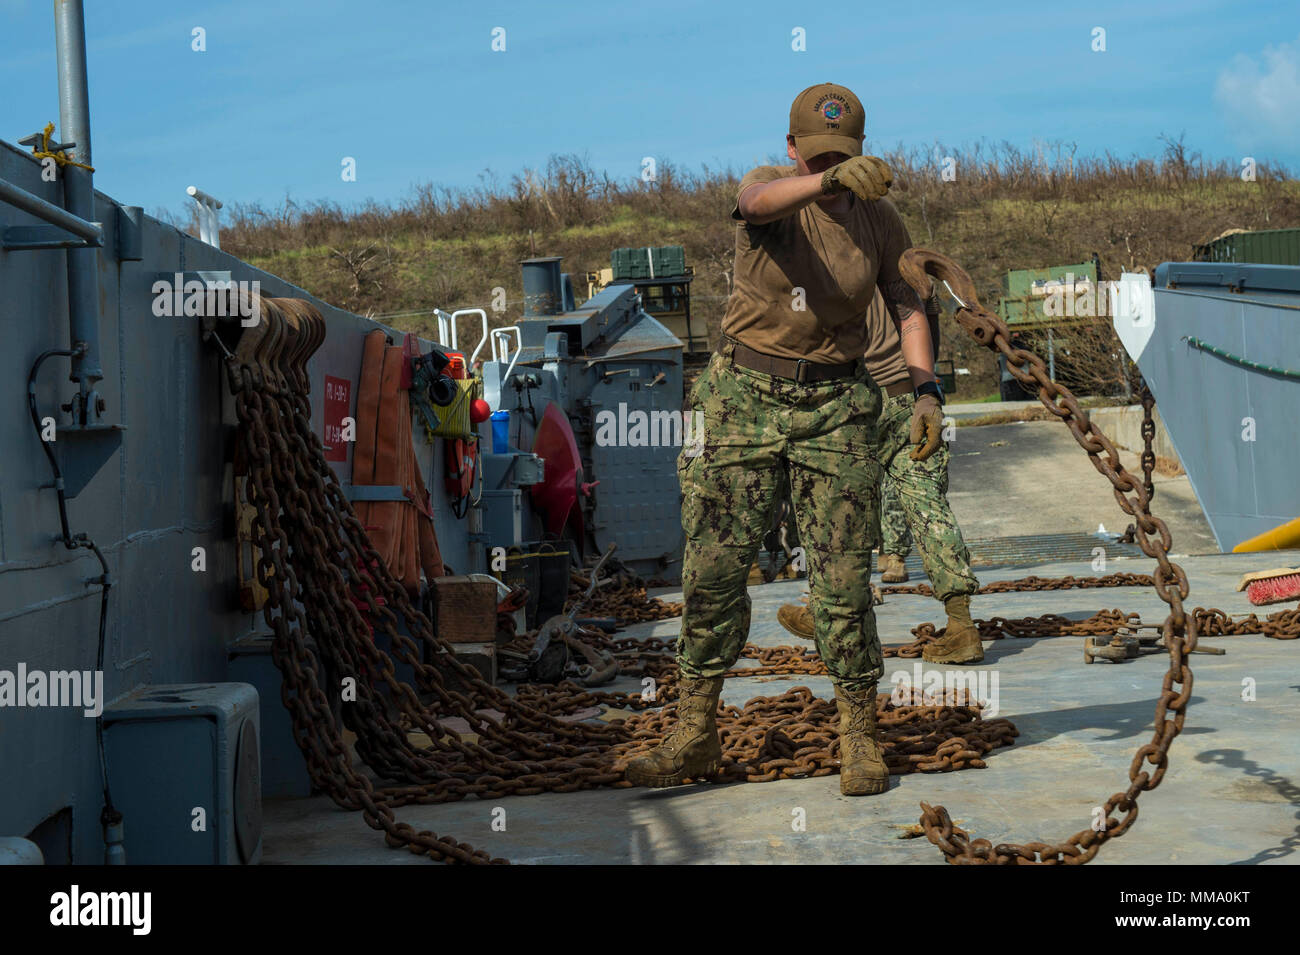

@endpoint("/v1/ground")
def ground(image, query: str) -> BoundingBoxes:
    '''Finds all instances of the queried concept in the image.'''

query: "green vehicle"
[996,260,1102,400]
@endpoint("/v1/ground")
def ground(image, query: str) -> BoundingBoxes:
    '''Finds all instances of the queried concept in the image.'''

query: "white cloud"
[1214,35,1300,149]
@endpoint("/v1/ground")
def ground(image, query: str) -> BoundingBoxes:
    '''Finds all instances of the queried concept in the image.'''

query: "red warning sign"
[323,375,351,463]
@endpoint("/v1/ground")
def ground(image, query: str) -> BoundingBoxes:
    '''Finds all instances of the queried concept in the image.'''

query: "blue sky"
[1,0,1296,219]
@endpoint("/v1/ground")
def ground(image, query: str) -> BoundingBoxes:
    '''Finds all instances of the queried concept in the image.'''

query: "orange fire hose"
[353,329,446,596]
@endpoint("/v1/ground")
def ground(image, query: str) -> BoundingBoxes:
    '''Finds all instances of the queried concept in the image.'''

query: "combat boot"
[921,594,985,664]
[834,684,890,796]
[624,676,724,787]
[777,603,814,640]
[880,553,909,583]
[778,589,883,641]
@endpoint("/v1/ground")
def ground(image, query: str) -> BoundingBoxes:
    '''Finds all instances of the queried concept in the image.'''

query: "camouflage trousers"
[676,343,884,690]
[879,476,911,557]
[877,392,978,602]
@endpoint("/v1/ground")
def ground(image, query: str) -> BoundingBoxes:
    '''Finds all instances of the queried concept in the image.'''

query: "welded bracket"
[116,204,144,260]
[51,422,126,498]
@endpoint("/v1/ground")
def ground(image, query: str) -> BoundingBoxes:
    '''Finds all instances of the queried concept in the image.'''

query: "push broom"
[1236,567,1300,606]
[1232,516,1300,605]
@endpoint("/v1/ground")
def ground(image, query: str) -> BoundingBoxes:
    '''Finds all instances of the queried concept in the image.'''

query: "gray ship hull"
[1113,262,1300,551]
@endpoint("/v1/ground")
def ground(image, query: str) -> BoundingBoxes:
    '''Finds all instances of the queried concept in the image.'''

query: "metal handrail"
[434,308,452,347]
[491,327,522,381]
[0,176,102,245]
[453,308,490,364]
[186,186,222,248]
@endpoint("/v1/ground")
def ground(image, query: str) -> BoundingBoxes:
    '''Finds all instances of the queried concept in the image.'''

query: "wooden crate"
[430,576,499,644]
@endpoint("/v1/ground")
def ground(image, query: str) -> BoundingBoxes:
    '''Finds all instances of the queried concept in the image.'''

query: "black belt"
[725,339,860,383]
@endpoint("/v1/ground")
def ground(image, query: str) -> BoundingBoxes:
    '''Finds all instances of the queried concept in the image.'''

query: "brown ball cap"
[789,83,865,160]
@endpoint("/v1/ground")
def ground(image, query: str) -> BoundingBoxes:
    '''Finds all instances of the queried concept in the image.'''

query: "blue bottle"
[491,411,510,454]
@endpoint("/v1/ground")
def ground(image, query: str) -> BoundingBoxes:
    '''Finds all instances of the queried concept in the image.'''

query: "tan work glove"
[909,393,943,461]
[820,155,893,201]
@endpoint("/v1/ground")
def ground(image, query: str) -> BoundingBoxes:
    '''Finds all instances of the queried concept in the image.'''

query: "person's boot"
[879,553,909,583]
[777,603,814,640]
[921,594,985,664]
[624,676,724,787]
[779,588,884,641]
[834,683,890,796]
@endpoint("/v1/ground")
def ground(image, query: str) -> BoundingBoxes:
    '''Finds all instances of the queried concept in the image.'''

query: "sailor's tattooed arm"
[880,278,937,388]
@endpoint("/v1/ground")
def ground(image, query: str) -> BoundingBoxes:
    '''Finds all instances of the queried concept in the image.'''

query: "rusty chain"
[508,602,1295,722]
[1138,382,1157,505]
[218,289,1295,866]
[880,571,1156,597]
[901,247,1204,865]
[1119,382,1157,544]
[565,570,684,622]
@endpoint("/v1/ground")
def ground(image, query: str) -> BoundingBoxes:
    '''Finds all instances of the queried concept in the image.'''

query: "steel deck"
[261,550,1300,865]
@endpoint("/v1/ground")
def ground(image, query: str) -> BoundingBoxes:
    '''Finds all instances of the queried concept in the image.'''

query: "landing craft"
[1114,262,1300,551]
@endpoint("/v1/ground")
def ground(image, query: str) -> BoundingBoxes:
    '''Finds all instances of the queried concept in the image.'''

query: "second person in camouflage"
[859,289,983,664]
[780,289,985,664]
[878,475,913,582]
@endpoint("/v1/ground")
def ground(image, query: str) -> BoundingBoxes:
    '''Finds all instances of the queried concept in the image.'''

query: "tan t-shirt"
[723,164,913,366]
[863,289,910,388]
[864,290,944,388]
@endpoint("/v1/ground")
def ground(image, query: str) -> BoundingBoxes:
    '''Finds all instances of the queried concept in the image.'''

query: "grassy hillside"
[208,143,1299,398]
